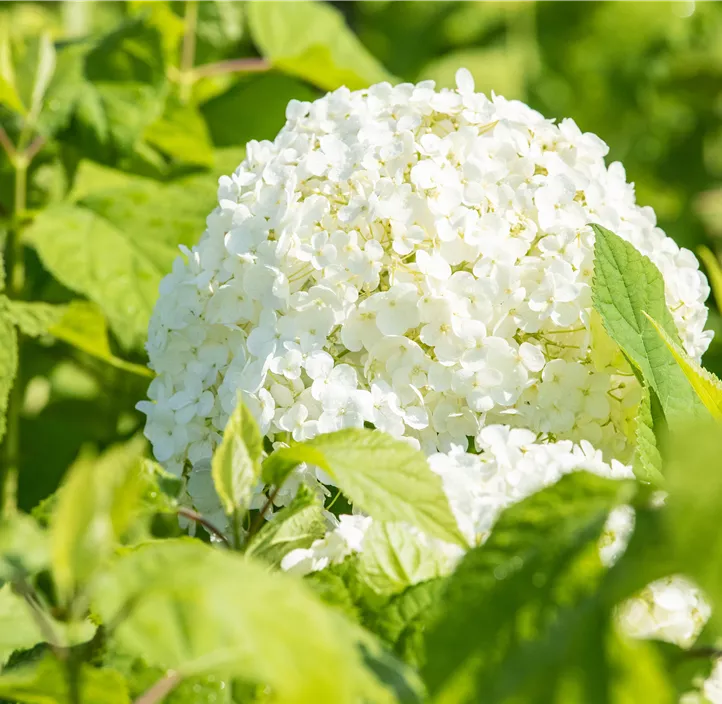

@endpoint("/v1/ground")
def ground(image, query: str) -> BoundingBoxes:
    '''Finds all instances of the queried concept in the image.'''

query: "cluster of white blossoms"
[139,68,711,480]
[139,70,717,698]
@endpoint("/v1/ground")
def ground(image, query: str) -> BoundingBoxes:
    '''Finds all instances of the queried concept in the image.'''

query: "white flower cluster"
[139,68,711,479]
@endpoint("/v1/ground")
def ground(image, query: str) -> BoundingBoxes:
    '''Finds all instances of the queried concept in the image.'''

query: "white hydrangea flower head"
[139,68,711,479]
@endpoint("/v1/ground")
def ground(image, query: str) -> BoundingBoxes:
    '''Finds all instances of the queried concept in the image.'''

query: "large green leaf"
[25,160,213,349]
[263,429,466,547]
[664,421,722,628]
[0,655,130,704]
[92,539,395,704]
[247,1,394,91]
[211,397,263,516]
[422,472,635,700]
[50,436,147,603]
[201,73,318,147]
[591,224,706,424]
[366,579,445,668]
[0,305,18,444]
[357,522,449,597]
[245,488,327,567]
[61,19,166,167]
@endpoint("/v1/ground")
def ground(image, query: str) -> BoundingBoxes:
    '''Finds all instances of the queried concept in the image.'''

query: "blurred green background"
[2,0,722,508]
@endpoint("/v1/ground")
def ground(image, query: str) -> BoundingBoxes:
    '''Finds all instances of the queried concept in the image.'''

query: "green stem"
[231,508,243,551]
[179,0,199,104]
[2,157,28,512]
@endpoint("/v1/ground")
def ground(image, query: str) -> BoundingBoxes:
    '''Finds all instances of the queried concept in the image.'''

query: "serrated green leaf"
[264,429,466,547]
[92,539,394,703]
[632,383,664,486]
[357,522,449,597]
[367,579,445,668]
[0,305,18,443]
[645,311,722,420]
[0,512,48,581]
[27,33,55,123]
[247,1,394,91]
[591,223,706,424]
[6,300,65,338]
[246,489,327,567]
[143,97,214,168]
[47,301,152,377]
[62,19,167,168]
[50,436,147,603]
[0,655,130,704]
[212,398,263,516]
[423,472,635,700]
[698,246,722,313]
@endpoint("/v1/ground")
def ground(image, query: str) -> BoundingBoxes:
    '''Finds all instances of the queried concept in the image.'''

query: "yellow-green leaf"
[644,311,722,420]
[211,397,263,515]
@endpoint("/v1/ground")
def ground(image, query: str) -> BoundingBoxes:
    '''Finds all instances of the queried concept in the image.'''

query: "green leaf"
[93,539,394,703]
[664,421,722,628]
[211,398,263,516]
[0,305,18,444]
[48,301,152,377]
[264,429,466,547]
[644,311,722,420]
[357,522,449,597]
[27,33,55,123]
[201,73,318,148]
[0,655,130,704]
[632,383,664,486]
[591,223,706,424]
[246,488,327,567]
[0,585,45,666]
[61,19,167,168]
[0,512,48,581]
[24,184,205,350]
[422,471,635,700]
[50,436,147,603]
[367,579,445,668]
[0,24,25,114]
[6,300,65,338]
[143,97,214,168]
[247,1,394,91]
[698,245,722,313]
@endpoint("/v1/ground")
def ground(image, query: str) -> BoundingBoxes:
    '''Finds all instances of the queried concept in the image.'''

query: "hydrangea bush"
[134,69,722,700]
[3,6,722,696]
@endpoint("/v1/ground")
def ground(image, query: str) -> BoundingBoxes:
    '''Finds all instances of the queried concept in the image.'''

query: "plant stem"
[177,506,230,547]
[191,57,271,79]
[1,155,28,512]
[247,485,280,540]
[179,0,199,104]
[134,671,182,704]
[231,508,243,551]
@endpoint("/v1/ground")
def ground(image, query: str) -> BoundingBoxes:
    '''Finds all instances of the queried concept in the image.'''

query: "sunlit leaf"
[247,1,394,91]
[0,304,18,443]
[211,397,263,516]
[591,224,706,424]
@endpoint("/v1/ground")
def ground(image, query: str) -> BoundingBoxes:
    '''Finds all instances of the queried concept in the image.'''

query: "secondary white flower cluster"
[281,426,634,576]
[139,68,711,479]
